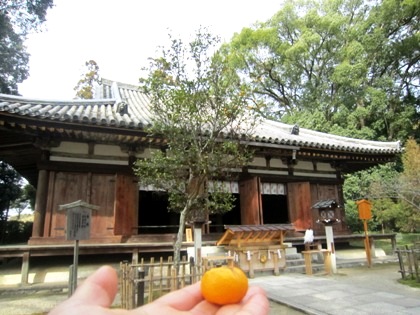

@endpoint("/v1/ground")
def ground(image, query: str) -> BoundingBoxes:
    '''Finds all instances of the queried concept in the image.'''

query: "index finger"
[153,281,205,310]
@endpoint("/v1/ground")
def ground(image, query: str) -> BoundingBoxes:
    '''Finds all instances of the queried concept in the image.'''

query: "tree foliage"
[0,0,54,94]
[74,60,101,99]
[343,139,420,232]
[0,161,22,219]
[134,29,258,264]
[0,161,23,242]
[222,0,419,141]
[11,182,35,220]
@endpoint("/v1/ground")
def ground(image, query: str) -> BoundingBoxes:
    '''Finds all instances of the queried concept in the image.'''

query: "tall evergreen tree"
[223,0,419,141]
[0,0,54,94]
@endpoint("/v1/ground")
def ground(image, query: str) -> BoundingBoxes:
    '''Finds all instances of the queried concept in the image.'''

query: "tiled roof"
[311,199,340,209]
[253,119,401,154]
[0,79,401,154]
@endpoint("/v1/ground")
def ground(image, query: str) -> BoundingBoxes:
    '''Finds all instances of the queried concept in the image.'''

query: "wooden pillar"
[21,251,30,285]
[32,169,49,237]
[193,222,203,265]
[391,235,397,252]
[239,177,262,225]
[325,225,337,273]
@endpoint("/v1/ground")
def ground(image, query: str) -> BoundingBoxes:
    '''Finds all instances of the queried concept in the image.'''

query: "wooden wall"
[39,171,137,243]
[310,183,349,235]
[287,182,312,232]
[239,177,262,225]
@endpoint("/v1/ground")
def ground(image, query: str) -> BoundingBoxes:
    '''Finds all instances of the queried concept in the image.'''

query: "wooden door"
[45,171,120,239]
[90,174,116,237]
[46,172,89,237]
[239,177,262,225]
[114,174,138,236]
[287,182,312,231]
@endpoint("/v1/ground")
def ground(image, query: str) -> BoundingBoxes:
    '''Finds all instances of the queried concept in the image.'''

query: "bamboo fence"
[120,256,203,309]
[395,245,420,282]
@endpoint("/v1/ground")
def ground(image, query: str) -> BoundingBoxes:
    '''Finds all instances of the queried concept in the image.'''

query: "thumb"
[72,265,118,307]
[49,265,118,315]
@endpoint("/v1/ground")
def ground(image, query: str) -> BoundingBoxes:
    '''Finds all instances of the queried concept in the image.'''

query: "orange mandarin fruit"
[201,265,248,305]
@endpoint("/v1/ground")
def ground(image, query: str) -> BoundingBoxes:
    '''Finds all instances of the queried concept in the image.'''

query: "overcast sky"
[17,0,283,100]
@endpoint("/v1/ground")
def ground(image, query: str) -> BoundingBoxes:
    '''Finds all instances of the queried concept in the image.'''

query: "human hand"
[48,265,270,315]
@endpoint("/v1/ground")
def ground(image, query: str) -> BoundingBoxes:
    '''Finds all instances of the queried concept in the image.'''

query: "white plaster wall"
[295,160,313,171]
[316,162,335,171]
[250,157,266,167]
[94,144,125,157]
[50,141,88,154]
[270,158,287,168]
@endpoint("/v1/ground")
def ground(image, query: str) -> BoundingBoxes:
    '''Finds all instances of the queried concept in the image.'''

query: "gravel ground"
[0,284,302,315]
[0,258,404,315]
[0,254,304,315]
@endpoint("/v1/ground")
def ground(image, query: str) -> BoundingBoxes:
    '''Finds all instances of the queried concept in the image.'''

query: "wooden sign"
[66,208,91,240]
[186,228,193,242]
[59,200,100,241]
[356,199,372,220]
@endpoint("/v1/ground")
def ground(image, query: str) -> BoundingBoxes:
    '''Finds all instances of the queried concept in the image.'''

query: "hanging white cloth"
[304,229,314,244]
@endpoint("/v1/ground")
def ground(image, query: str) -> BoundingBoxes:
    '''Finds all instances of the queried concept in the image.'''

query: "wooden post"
[32,169,48,237]
[59,200,99,295]
[21,251,30,285]
[120,261,126,309]
[273,251,280,276]
[357,199,372,267]
[302,251,313,275]
[148,257,154,303]
[193,222,202,267]
[323,250,332,275]
[68,265,74,297]
[391,235,397,252]
[406,245,414,279]
[325,225,337,273]
[396,249,406,278]
[413,248,419,282]
[136,268,145,307]
[132,248,139,264]
[363,219,372,267]
[70,239,79,295]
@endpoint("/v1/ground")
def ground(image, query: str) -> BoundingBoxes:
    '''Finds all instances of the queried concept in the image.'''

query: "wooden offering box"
[216,224,295,278]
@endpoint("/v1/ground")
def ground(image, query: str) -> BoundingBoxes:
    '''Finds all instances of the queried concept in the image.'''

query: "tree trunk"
[174,175,204,271]
[174,206,188,269]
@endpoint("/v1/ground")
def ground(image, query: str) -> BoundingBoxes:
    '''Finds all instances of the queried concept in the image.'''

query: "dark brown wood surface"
[287,182,312,231]
[239,177,262,225]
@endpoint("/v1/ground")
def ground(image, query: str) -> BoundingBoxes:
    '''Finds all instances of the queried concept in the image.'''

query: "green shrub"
[0,220,33,244]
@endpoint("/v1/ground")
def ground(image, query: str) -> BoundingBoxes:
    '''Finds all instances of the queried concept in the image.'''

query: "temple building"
[0,79,401,246]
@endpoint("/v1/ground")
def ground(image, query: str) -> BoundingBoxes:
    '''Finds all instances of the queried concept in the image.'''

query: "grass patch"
[349,233,420,255]
[398,278,420,289]
[397,233,420,246]
[373,240,394,255]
